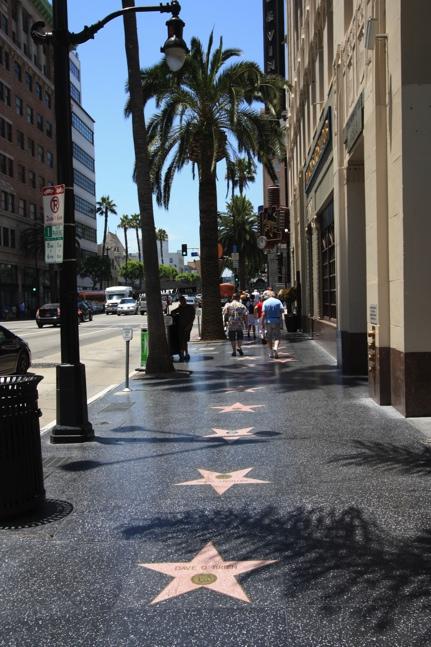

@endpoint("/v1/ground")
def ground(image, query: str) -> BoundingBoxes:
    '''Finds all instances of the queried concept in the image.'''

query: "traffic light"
[181,244,188,256]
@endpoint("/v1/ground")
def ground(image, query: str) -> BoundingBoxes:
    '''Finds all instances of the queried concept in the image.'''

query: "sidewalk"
[2,334,431,646]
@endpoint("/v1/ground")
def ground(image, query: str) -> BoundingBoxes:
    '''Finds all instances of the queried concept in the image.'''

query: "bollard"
[141,327,149,367]
[121,327,134,391]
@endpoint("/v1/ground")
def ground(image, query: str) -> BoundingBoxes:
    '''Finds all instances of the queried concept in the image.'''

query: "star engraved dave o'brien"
[176,468,270,495]
[139,541,277,604]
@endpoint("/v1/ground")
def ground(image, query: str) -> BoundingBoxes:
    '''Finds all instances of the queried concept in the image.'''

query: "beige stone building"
[285,0,431,416]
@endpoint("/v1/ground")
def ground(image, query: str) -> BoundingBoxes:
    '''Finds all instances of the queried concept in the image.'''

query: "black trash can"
[0,375,45,520]
[284,313,298,333]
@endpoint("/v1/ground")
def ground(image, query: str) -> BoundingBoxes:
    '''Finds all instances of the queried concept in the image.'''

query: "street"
[4,314,146,429]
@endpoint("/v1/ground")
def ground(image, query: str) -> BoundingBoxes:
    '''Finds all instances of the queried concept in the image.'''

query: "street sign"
[121,327,134,342]
[190,252,199,257]
[43,184,65,263]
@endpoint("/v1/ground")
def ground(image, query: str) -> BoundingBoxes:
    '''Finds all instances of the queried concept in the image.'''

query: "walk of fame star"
[176,468,270,495]
[211,402,264,413]
[204,427,256,442]
[139,541,277,604]
[223,385,265,394]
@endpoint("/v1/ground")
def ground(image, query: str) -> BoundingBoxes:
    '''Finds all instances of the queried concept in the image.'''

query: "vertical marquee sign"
[263,0,285,77]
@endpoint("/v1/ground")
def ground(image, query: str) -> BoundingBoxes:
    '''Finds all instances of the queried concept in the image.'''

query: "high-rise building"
[285,0,431,416]
[70,48,97,289]
[0,0,56,316]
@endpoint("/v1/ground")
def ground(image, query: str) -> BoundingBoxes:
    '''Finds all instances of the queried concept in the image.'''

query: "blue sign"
[190,252,199,257]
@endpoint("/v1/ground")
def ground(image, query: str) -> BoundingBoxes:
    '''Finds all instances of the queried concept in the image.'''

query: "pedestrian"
[222,292,248,357]
[246,295,257,339]
[18,301,26,319]
[171,295,195,362]
[261,290,284,359]
[254,294,266,344]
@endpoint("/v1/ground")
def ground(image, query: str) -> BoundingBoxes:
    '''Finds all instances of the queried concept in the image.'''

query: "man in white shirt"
[222,294,248,357]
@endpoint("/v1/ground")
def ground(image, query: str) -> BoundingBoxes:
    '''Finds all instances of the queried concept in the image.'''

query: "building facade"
[285,0,431,416]
[0,0,56,316]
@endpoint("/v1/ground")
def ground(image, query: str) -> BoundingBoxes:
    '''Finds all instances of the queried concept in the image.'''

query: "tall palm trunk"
[199,158,225,339]
[102,208,108,257]
[238,253,246,291]
[159,239,164,264]
[122,0,173,373]
[136,227,141,262]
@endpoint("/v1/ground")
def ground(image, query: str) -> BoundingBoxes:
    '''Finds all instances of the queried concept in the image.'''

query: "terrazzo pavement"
[1,334,431,646]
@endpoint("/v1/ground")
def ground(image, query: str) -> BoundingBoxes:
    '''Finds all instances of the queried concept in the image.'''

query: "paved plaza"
[1,334,431,646]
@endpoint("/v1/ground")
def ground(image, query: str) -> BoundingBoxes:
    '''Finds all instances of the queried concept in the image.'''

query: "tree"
[122,0,173,373]
[218,195,265,290]
[225,157,257,200]
[159,263,178,280]
[176,271,201,284]
[129,213,142,262]
[80,255,111,289]
[119,259,144,283]
[155,227,168,264]
[118,214,131,269]
[96,196,117,258]
[136,33,285,339]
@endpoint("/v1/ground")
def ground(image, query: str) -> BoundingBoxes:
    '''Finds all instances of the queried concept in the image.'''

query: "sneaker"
[238,348,244,356]
[273,350,279,359]
[231,351,237,357]
[185,354,190,361]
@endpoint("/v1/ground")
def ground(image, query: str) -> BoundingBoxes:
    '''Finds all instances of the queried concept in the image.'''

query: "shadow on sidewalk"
[120,504,431,643]
[330,440,431,476]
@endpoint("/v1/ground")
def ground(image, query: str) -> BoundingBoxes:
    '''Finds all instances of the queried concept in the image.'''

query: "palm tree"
[134,33,285,339]
[129,213,142,262]
[121,0,173,373]
[155,227,168,264]
[218,196,264,290]
[225,158,257,200]
[96,196,117,258]
[118,214,131,270]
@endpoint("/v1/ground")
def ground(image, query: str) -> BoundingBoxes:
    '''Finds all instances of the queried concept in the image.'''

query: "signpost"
[121,326,134,391]
[42,184,65,263]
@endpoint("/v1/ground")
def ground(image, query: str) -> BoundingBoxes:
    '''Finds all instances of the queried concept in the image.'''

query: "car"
[139,294,171,315]
[0,325,31,375]
[36,302,93,328]
[184,295,197,307]
[116,298,138,315]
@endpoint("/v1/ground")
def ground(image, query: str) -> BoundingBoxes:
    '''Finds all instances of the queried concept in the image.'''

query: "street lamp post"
[31,0,188,444]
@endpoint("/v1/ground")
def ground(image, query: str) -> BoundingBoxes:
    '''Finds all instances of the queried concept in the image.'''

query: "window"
[0,81,11,106]
[1,191,15,212]
[76,223,97,243]
[71,112,93,143]
[0,153,13,177]
[0,46,10,69]
[36,144,44,162]
[72,141,94,171]
[74,168,95,195]
[319,200,336,319]
[70,82,81,103]
[0,117,12,142]
[2,227,9,247]
[26,105,33,123]
[36,112,43,131]
[75,195,96,218]
[24,71,32,91]
[38,175,45,189]
[35,81,42,99]
[16,129,24,149]
[46,151,53,168]
[18,198,26,217]
[15,95,23,115]
[10,229,15,248]
[43,91,51,108]
[0,12,8,35]
[70,59,80,81]
[18,163,25,182]
[0,227,15,247]
[14,61,21,81]
[29,202,36,219]
[27,137,34,156]
[28,169,36,188]
[45,120,53,137]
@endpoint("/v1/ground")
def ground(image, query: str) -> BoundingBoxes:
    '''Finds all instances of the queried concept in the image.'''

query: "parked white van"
[105,286,133,314]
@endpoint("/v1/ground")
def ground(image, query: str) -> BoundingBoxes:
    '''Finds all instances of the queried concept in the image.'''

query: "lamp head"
[161,15,189,71]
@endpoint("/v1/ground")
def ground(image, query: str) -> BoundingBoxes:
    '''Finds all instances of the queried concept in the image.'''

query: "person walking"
[246,295,257,339]
[171,296,196,362]
[222,293,248,357]
[261,290,284,359]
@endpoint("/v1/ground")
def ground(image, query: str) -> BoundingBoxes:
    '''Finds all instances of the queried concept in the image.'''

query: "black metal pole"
[50,0,93,443]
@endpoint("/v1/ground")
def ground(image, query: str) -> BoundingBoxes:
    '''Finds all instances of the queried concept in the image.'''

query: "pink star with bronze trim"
[204,427,257,442]
[176,468,270,495]
[139,541,277,604]
[211,402,264,413]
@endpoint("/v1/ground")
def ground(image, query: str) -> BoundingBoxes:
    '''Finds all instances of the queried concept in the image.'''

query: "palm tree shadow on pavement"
[330,440,431,476]
[120,504,431,644]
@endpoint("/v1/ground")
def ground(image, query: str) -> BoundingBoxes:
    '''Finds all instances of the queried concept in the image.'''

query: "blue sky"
[68,1,264,255]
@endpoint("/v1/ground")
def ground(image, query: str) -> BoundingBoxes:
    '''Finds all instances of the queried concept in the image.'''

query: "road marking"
[40,383,117,435]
